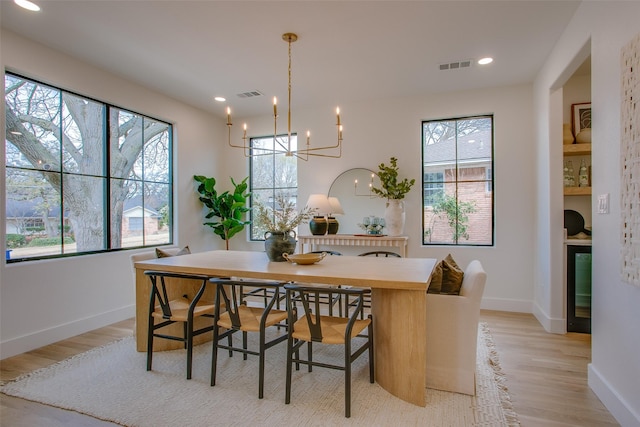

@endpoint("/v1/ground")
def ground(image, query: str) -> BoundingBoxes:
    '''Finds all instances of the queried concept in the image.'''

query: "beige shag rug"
[1,323,519,426]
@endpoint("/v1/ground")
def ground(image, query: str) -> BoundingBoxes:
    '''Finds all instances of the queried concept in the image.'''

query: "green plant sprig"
[371,157,416,200]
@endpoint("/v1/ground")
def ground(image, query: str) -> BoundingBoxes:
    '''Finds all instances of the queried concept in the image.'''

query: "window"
[422,115,494,246]
[423,172,444,206]
[4,73,172,262]
[249,134,298,240]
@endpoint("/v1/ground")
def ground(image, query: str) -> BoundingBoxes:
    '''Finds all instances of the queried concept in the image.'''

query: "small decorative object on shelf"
[563,160,576,187]
[578,159,589,187]
[358,216,386,235]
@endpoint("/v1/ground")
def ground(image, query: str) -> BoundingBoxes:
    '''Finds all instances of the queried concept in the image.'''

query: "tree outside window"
[4,73,172,261]
[422,116,494,246]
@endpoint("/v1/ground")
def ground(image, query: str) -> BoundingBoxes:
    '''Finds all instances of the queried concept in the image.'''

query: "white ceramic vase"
[384,199,405,236]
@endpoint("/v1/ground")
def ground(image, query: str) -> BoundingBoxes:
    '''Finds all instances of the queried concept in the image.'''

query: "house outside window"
[249,134,298,240]
[422,115,494,246]
[4,73,172,262]
[424,172,444,206]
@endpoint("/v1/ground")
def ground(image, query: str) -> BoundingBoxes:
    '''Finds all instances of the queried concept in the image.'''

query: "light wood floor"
[0,311,619,426]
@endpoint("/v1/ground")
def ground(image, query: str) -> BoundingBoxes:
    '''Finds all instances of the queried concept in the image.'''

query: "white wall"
[533,3,640,425]
[223,84,537,313]
[0,30,226,359]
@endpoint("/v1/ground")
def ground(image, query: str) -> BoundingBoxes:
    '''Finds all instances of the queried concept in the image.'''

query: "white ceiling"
[1,1,580,120]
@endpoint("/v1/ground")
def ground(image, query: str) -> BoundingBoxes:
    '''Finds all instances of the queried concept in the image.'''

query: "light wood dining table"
[134,250,436,407]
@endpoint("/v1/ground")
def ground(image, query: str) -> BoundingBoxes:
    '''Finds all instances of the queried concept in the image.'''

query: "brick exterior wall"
[423,166,492,245]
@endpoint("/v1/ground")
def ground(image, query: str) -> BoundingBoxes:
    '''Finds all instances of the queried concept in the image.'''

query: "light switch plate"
[598,193,610,214]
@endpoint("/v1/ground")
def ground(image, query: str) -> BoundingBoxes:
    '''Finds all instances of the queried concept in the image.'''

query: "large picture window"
[249,134,298,240]
[422,115,494,246]
[4,73,173,262]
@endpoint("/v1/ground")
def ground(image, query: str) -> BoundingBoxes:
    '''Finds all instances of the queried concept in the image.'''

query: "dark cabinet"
[567,244,591,333]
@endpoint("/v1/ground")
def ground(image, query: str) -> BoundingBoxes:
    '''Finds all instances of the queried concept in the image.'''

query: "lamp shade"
[306,194,333,215]
[328,197,345,215]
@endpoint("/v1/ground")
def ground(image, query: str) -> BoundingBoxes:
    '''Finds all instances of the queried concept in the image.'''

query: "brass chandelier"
[226,33,343,160]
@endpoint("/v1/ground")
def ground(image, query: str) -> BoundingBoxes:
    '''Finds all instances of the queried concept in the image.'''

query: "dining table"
[134,249,436,407]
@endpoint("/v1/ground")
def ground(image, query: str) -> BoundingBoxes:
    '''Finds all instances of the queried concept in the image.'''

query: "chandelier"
[226,33,343,160]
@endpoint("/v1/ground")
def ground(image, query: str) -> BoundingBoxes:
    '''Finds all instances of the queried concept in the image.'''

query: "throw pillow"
[427,261,443,294]
[440,254,464,295]
[155,245,191,258]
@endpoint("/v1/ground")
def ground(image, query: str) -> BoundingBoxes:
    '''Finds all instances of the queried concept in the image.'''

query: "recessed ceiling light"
[214,96,226,102]
[14,0,40,11]
[478,57,494,65]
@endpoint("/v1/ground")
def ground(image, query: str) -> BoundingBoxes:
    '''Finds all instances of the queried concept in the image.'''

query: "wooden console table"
[298,234,408,257]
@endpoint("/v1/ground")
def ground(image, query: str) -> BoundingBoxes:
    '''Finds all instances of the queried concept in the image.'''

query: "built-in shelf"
[563,143,591,156]
[564,186,592,196]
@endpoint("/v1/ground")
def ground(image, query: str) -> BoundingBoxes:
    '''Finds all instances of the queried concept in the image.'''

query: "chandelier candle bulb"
[336,107,341,126]
[243,123,247,139]
[273,97,278,117]
[226,107,231,126]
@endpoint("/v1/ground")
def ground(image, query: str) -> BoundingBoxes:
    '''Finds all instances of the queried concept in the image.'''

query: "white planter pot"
[384,199,405,236]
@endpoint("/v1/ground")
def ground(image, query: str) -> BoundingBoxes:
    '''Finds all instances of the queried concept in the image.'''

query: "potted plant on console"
[194,175,251,250]
[254,194,315,261]
[371,157,415,236]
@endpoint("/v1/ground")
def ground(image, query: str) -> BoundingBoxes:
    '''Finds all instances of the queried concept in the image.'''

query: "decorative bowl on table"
[282,252,326,265]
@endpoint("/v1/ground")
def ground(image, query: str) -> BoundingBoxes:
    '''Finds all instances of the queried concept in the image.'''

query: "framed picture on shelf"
[572,102,591,137]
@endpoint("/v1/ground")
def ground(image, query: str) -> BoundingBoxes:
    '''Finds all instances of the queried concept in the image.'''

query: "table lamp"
[306,194,332,235]
[327,196,345,234]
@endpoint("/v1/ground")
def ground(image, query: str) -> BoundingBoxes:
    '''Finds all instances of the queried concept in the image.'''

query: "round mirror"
[328,168,386,234]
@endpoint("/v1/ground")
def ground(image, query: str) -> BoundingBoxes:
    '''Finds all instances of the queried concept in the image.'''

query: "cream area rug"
[1,323,519,427]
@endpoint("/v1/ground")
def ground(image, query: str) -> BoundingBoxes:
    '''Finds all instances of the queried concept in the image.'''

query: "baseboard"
[532,301,566,334]
[0,305,135,360]
[588,363,640,427]
[480,296,532,313]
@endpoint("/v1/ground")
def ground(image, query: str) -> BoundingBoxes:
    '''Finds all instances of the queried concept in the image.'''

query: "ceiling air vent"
[439,59,473,71]
[236,90,263,98]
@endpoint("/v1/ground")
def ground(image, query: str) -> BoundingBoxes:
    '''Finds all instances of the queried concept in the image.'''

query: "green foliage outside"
[28,237,75,247]
[194,175,251,250]
[6,234,27,248]
[425,193,476,242]
[158,205,169,229]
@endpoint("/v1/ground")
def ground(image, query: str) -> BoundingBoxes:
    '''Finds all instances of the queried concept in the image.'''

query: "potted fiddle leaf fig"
[194,175,251,250]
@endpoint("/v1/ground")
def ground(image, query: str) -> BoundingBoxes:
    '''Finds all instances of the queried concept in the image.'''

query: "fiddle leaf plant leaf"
[194,175,251,250]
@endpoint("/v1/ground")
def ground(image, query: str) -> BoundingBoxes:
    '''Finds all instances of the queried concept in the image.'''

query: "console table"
[298,234,408,257]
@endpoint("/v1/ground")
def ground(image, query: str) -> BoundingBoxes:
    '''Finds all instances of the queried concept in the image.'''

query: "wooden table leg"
[371,287,426,406]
